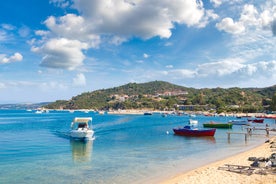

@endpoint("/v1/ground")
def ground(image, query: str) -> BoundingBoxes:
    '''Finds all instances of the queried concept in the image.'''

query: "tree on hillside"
[271,92,276,111]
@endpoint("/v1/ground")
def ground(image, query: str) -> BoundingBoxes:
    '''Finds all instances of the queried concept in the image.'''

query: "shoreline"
[107,110,276,120]
[39,108,276,120]
[161,136,276,184]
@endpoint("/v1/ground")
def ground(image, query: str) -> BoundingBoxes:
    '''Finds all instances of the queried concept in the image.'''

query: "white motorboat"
[189,119,198,125]
[229,120,250,125]
[70,117,94,140]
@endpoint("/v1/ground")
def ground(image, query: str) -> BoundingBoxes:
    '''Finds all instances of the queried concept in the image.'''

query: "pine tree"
[271,92,276,111]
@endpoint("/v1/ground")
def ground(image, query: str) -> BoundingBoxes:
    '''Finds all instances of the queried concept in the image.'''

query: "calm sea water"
[0,110,275,184]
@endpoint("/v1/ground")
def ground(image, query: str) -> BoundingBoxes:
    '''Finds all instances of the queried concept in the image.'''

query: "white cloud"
[0,80,68,90]
[0,82,6,89]
[35,30,49,36]
[143,53,149,58]
[32,38,88,70]
[39,81,68,90]
[260,10,273,30]
[132,59,274,88]
[210,0,222,8]
[216,17,245,34]
[135,60,144,64]
[73,73,86,86]
[0,30,7,41]
[50,0,70,8]
[239,4,259,27]
[0,80,72,103]
[198,9,219,28]
[44,14,100,48]
[195,59,275,79]
[197,58,245,77]
[164,42,173,46]
[18,25,31,37]
[34,0,217,71]
[32,14,101,71]
[272,19,276,36]
[216,2,276,36]
[0,52,23,64]
[71,0,210,39]
[1,24,15,30]
[169,69,196,78]
[109,36,127,45]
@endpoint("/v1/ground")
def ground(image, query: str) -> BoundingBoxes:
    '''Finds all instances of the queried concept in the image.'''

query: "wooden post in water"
[227,132,230,141]
[227,132,248,142]
[245,133,248,141]
[265,124,269,135]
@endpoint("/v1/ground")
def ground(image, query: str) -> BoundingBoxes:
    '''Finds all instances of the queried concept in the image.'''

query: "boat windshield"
[71,117,92,130]
[71,122,88,130]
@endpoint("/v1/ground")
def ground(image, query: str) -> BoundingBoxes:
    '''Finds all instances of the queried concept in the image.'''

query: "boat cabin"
[71,117,92,130]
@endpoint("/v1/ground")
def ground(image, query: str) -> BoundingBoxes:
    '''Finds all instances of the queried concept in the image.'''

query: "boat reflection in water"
[70,140,93,163]
[181,135,216,144]
[199,136,216,143]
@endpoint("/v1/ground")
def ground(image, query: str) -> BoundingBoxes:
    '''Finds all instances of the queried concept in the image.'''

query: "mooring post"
[265,124,269,135]
[227,132,249,142]
[227,132,230,141]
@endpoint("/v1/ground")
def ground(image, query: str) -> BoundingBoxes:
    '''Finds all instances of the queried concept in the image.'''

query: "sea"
[0,110,275,184]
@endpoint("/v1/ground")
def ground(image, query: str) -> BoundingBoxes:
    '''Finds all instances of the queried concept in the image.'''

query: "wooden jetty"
[245,126,276,136]
[227,132,249,142]
[227,124,276,142]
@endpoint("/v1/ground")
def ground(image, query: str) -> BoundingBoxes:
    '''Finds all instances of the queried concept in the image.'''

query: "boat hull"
[203,123,232,129]
[173,128,216,137]
[230,120,250,125]
[247,119,264,123]
[70,129,94,140]
[144,112,152,115]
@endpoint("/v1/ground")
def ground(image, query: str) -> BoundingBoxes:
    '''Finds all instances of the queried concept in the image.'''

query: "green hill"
[44,81,276,113]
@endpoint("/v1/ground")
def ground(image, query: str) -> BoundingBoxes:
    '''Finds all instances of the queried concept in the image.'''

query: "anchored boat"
[247,118,264,123]
[203,121,233,129]
[229,120,250,125]
[173,125,216,137]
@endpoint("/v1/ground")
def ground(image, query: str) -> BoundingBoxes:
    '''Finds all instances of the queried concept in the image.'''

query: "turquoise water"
[0,110,274,184]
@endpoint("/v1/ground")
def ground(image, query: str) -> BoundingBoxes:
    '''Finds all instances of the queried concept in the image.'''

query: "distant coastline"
[107,109,276,118]
[1,107,276,120]
[44,108,276,120]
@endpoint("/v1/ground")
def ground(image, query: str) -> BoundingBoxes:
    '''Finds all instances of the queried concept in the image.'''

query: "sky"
[0,0,276,103]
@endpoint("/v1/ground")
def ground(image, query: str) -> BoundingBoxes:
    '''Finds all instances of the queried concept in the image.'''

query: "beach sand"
[161,136,276,184]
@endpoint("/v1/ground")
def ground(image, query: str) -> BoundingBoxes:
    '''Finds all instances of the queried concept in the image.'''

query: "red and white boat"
[247,118,264,123]
[173,125,216,137]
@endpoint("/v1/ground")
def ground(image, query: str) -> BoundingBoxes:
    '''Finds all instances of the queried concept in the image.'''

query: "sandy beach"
[162,136,276,184]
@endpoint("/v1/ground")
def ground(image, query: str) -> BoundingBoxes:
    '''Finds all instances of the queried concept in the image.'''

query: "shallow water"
[0,110,274,184]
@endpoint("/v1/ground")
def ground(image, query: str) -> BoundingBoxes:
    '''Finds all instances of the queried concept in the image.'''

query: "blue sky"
[0,0,276,103]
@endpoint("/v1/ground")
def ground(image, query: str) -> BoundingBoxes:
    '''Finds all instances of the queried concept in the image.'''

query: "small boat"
[247,118,264,123]
[144,112,152,115]
[98,111,105,115]
[173,125,216,137]
[229,120,250,125]
[189,114,196,118]
[35,108,49,113]
[70,117,94,140]
[203,121,232,129]
[189,119,198,125]
[35,110,43,114]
